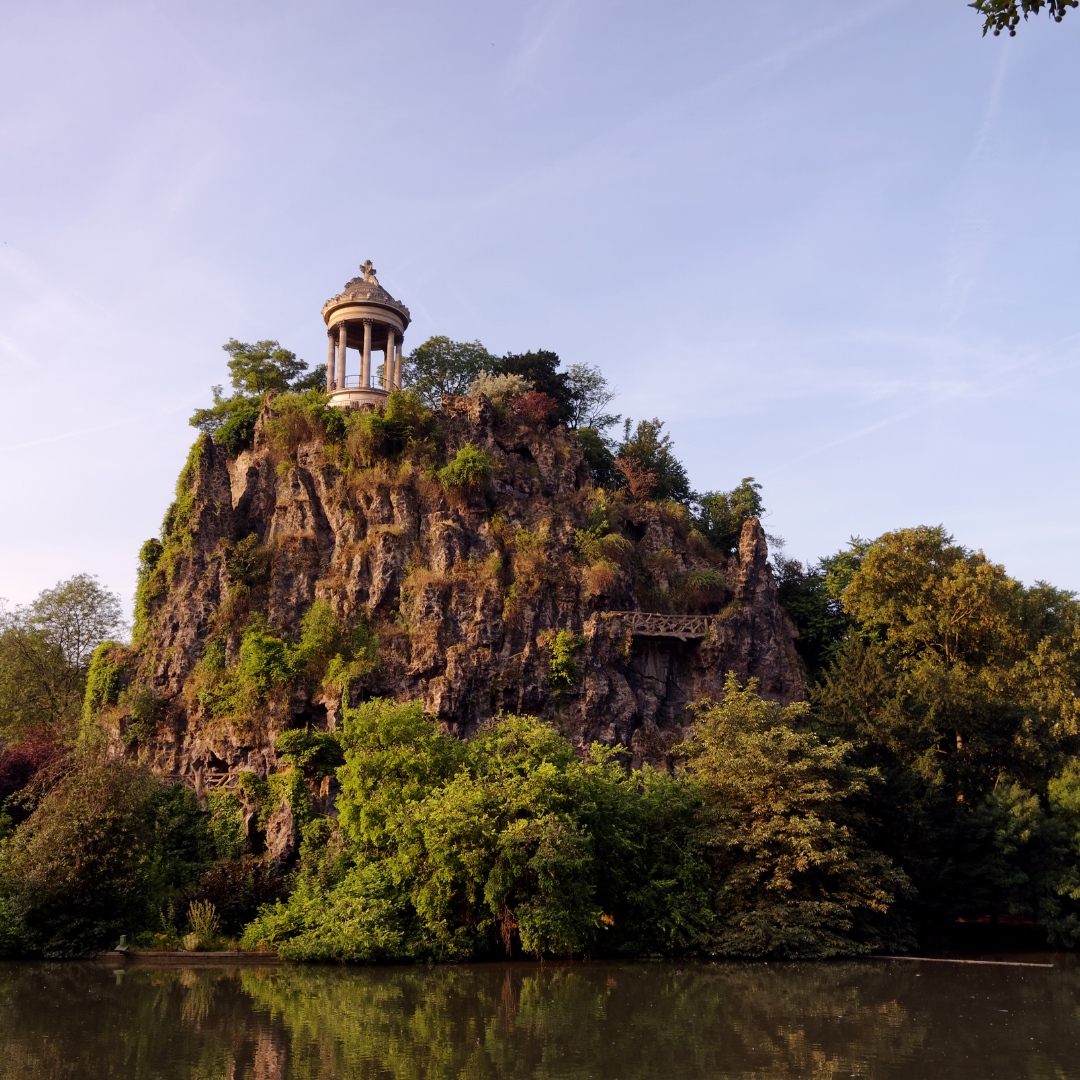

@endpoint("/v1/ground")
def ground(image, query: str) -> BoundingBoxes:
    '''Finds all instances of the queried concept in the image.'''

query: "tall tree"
[692,478,764,556]
[682,672,912,958]
[0,576,124,743]
[616,418,691,504]
[562,363,620,431]
[403,337,495,408]
[189,339,324,448]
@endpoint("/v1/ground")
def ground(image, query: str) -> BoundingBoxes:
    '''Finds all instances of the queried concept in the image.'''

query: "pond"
[0,955,1077,1079]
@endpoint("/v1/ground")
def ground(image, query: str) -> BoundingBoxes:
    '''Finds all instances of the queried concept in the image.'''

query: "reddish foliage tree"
[0,729,64,804]
[514,390,559,423]
[614,455,657,501]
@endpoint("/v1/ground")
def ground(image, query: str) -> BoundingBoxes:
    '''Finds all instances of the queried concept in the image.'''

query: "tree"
[492,351,571,423]
[614,456,657,501]
[189,339,324,444]
[0,576,124,743]
[0,753,206,957]
[243,700,710,961]
[972,0,1076,35]
[682,672,912,958]
[574,427,620,488]
[403,337,495,408]
[774,539,869,683]
[615,418,691,503]
[563,364,620,431]
[692,478,764,556]
[810,526,1080,938]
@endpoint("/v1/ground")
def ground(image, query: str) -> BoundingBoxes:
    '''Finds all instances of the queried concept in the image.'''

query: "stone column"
[361,320,372,388]
[394,339,403,389]
[337,323,348,389]
[384,329,395,390]
[326,333,335,393]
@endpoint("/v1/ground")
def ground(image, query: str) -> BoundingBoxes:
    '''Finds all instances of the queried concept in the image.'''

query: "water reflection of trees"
[0,960,1078,1079]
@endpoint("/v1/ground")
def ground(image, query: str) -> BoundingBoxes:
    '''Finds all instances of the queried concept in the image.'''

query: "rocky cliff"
[107,392,802,791]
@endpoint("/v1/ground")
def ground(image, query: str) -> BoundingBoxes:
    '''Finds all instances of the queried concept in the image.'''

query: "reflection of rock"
[264,798,298,868]
[253,1033,286,1080]
[131,394,803,784]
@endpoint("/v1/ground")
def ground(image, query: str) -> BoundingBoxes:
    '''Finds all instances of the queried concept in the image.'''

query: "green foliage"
[467,370,533,402]
[437,443,497,488]
[0,757,207,957]
[206,790,246,860]
[616,418,691,504]
[274,729,344,778]
[809,524,1080,943]
[186,899,221,947]
[692,477,764,556]
[0,575,125,743]
[345,389,435,466]
[575,426,620,488]
[193,617,312,722]
[296,600,379,696]
[244,700,710,961]
[81,642,125,724]
[403,336,495,408]
[545,630,583,693]
[683,673,912,958]
[188,338,324,455]
[563,363,620,431]
[214,400,260,456]
[132,539,163,643]
[971,0,1076,34]
[775,541,870,683]
[193,603,379,721]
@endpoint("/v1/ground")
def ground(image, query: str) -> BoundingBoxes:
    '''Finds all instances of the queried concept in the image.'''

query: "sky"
[1,0,1078,615]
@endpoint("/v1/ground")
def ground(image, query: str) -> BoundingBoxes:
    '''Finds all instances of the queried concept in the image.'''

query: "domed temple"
[322,260,411,409]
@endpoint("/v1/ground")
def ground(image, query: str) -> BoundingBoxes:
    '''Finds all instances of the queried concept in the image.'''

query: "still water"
[0,955,1077,1079]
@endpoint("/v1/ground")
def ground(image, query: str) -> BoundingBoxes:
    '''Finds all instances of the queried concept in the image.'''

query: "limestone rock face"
[130,394,803,783]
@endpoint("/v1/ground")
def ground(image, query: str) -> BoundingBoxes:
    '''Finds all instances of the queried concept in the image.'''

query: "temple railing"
[601,611,712,641]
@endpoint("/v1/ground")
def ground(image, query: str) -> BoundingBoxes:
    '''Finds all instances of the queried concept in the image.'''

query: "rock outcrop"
[121,393,803,785]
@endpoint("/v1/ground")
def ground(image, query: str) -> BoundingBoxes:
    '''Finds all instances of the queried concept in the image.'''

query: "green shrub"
[207,790,246,860]
[295,601,379,696]
[215,401,260,456]
[132,539,163,642]
[194,624,297,721]
[546,630,583,693]
[82,642,125,723]
[241,701,708,962]
[682,672,912,959]
[275,729,344,777]
[346,390,436,466]
[437,443,497,488]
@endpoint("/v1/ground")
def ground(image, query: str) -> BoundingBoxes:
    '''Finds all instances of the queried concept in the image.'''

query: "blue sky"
[1,0,1077,614]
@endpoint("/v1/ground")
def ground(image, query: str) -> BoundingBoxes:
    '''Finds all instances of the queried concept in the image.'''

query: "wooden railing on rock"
[163,770,238,796]
[601,611,712,641]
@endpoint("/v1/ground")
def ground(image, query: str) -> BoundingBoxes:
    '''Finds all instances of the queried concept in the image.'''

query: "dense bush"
[437,443,498,488]
[241,689,901,962]
[0,754,207,957]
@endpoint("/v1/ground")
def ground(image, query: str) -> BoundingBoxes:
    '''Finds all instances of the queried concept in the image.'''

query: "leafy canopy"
[971,0,1076,35]
[0,576,125,743]
[615,418,691,504]
[244,700,708,961]
[692,478,764,556]
[683,672,911,958]
[189,339,325,453]
[403,337,495,408]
